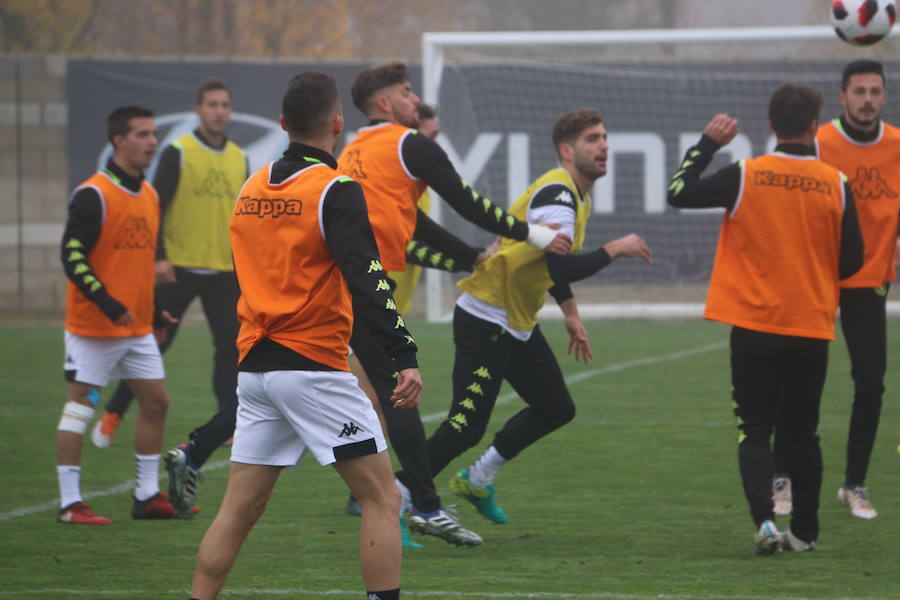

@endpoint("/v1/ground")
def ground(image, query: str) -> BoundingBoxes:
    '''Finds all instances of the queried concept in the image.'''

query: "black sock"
[366,588,400,600]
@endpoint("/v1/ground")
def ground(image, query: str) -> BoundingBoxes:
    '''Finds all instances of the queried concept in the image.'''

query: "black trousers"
[105,268,240,416]
[350,298,442,513]
[774,286,887,487]
[424,306,576,481]
[731,326,827,542]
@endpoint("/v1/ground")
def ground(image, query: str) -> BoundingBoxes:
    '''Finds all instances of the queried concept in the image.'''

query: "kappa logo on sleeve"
[234,196,303,218]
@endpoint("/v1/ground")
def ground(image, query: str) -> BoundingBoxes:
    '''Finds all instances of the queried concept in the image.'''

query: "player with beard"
[772,60,900,520]
[92,80,248,449]
[336,63,571,546]
[418,108,652,526]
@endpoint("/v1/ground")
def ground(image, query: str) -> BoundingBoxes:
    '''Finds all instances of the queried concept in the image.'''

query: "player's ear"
[558,142,574,163]
[374,92,391,116]
[332,112,343,137]
[278,114,288,133]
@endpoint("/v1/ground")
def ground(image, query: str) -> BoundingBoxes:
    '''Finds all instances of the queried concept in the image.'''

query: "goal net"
[420,26,900,322]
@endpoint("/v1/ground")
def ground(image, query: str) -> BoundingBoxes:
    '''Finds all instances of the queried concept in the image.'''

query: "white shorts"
[64,331,165,387]
[231,370,386,467]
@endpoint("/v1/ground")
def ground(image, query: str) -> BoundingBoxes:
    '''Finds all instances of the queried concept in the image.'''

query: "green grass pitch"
[1,318,898,599]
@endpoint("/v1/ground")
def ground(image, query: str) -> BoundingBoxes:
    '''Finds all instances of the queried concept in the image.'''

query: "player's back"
[337,122,425,271]
[706,153,846,340]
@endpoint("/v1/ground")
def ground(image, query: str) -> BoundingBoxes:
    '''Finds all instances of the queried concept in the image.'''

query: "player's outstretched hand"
[704,113,739,147]
[604,233,653,264]
[392,368,423,408]
[565,314,593,364]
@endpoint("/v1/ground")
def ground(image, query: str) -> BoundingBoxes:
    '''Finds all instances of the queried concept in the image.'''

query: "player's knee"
[554,399,576,426]
[540,396,576,429]
[138,387,170,419]
[57,401,95,434]
[854,378,885,401]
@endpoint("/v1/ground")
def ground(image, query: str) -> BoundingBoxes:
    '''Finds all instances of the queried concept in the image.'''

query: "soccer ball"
[832,0,897,46]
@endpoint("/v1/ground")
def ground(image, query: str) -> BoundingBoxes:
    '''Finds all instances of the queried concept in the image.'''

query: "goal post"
[420,25,900,323]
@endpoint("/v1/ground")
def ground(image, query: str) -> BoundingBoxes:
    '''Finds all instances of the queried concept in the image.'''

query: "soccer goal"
[420,25,900,323]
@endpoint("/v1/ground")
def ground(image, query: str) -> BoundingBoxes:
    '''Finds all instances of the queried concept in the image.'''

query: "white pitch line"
[0,589,894,600]
[0,340,726,523]
[419,340,727,424]
[2,342,723,523]
[0,459,230,522]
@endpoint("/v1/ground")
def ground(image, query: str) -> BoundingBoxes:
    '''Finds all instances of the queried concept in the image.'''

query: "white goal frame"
[420,25,900,323]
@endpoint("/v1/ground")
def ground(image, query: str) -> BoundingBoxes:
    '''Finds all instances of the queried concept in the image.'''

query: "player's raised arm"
[667,113,742,210]
[401,131,571,254]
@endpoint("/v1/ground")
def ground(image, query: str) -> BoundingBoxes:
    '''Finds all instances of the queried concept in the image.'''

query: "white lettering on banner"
[593,132,667,214]
[440,133,503,188]
[506,133,530,207]
[349,130,772,217]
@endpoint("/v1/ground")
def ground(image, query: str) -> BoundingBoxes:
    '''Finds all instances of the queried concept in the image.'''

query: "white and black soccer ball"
[832,0,897,46]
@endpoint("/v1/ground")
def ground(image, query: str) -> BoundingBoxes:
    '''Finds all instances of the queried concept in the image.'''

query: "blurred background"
[1,0,894,315]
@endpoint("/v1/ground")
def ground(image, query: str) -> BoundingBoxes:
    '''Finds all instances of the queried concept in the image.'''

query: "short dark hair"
[196,79,230,105]
[841,59,886,90]
[282,72,340,138]
[552,108,604,156]
[416,103,437,121]
[107,105,154,144]
[768,84,823,139]
[351,62,410,115]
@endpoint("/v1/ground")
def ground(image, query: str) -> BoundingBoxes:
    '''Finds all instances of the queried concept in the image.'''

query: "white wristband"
[525,224,556,250]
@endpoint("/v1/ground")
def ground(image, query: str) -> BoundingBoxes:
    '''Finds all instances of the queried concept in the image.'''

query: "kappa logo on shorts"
[338,421,364,438]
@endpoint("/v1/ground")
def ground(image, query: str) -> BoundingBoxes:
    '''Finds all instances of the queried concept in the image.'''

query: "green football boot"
[400,508,424,548]
[449,468,508,524]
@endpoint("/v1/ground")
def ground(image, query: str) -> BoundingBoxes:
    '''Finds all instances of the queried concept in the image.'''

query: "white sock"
[394,478,411,511]
[134,453,160,501]
[468,446,507,488]
[58,465,83,509]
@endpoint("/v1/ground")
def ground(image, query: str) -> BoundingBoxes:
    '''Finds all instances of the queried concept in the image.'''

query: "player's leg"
[120,333,181,518]
[451,325,573,524]
[730,326,783,554]
[165,396,238,518]
[426,306,510,477]
[57,332,123,524]
[838,286,886,518]
[192,370,304,598]
[92,274,194,447]
[350,314,438,513]
[191,461,282,600]
[333,451,402,597]
[492,325,575,459]
[268,369,405,593]
[770,392,793,515]
[779,336,828,550]
[197,271,240,411]
[351,317,480,546]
